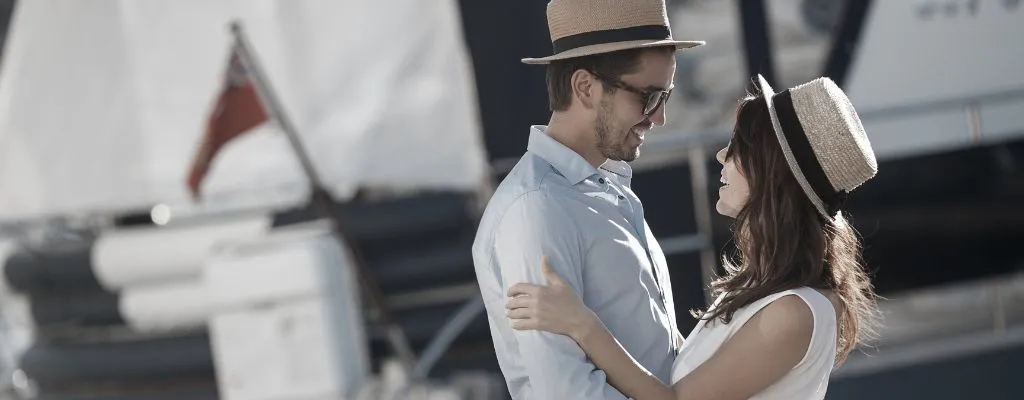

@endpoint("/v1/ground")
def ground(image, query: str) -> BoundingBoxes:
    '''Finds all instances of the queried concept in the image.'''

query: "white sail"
[844,1,1024,159]
[0,0,488,222]
[646,1,1024,167]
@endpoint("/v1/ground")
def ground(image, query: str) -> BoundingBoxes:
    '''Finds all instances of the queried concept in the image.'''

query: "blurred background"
[0,0,1021,399]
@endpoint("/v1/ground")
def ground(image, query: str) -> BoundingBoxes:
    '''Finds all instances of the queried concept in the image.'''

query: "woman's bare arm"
[576,295,816,400]
[507,258,817,400]
[507,258,675,400]
[572,317,677,400]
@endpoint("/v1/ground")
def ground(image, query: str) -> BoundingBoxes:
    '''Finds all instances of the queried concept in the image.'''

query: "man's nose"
[648,102,667,126]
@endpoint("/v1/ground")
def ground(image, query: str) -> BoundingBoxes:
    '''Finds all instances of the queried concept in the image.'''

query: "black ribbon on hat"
[552,25,671,54]
[774,89,847,217]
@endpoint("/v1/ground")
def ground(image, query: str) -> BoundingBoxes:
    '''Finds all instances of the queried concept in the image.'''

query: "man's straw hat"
[522,0,704,65]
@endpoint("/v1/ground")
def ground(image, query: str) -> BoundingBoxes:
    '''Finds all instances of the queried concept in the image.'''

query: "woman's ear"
[571,69,598,110]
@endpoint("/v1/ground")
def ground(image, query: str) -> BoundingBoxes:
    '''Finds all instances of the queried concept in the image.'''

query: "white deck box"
[204,221,369,400]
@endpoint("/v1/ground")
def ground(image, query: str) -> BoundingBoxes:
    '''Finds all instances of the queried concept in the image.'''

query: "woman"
[504,75,880,400]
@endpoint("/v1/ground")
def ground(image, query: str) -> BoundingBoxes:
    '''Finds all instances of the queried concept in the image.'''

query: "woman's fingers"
[509,317,532,331]
[510,318,538,331]
[506,307,533,319]
[507,282,541,298]
[505,295,534,310]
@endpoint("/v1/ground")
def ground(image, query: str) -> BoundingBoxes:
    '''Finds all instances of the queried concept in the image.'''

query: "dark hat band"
[774,89,848,216]
[551,25,671,54]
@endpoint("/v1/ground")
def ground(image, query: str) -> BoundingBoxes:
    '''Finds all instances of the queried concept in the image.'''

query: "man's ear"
[571,69,598,110]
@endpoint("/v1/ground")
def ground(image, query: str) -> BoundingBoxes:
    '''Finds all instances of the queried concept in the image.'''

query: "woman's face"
[715,143,750,218]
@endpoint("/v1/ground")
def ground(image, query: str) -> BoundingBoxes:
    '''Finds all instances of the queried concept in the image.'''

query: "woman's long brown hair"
[695,84,879,365]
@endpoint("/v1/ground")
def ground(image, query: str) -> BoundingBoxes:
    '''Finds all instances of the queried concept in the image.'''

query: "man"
[471,0,705,398]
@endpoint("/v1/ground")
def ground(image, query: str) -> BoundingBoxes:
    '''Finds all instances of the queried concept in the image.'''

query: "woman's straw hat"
[757,74,878,221]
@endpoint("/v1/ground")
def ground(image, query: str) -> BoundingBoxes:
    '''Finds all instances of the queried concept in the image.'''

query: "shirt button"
[598,178,606,184]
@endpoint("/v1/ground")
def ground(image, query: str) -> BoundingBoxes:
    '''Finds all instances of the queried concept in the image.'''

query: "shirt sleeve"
[493,190,629,400]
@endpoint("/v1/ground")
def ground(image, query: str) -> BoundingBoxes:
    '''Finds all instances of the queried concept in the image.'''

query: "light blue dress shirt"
[472,126,679,399]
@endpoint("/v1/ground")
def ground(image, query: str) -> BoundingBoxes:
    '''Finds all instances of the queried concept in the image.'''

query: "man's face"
[594,50,676,162]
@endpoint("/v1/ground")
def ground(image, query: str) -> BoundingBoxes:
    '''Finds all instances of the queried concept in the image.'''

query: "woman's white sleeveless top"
[670,287,838,399]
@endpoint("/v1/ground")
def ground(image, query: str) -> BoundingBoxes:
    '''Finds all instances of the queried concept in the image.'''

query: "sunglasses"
[589,70,673,117]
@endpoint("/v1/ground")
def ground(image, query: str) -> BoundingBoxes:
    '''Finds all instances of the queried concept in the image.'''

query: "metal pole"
[966,102,983,144]
[737,0,777,85]
[688,144,717,305]
[228,21,416,369]
[387,295,486,400]
[411,295,485,379]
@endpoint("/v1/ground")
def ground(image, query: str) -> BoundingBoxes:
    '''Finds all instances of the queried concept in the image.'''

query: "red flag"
[186,46,269,199]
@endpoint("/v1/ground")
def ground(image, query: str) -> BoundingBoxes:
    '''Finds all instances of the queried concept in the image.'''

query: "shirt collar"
[526,125,635,186]
[600,158,634,186]
[527,125,599,185]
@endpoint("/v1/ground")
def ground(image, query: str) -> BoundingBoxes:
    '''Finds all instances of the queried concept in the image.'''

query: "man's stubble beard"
[594,97,639,162]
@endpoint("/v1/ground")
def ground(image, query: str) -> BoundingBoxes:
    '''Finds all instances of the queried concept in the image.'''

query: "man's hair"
[545,46,674,112]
